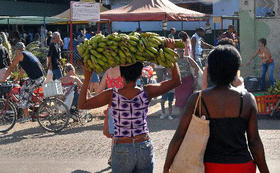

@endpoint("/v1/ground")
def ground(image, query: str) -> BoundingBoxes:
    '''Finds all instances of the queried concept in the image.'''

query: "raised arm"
[144,63,181,100]
[78,66,112,110]
[16,68,25,82]
[163,93,199,173]
[1,52,21,82]
[201,40,214,49]
[247,93,270,173]
[247,49,259,65]
[191,37,196,59]
[202,67,208,90]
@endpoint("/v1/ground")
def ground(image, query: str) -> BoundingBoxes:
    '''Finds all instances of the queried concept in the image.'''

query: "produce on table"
[268,81,280,95]
[26,41,49,69]
[77,32,185,73]
[11,70,28,80]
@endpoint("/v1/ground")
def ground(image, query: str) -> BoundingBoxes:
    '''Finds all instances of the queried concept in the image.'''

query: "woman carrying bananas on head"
[78,39,181,173]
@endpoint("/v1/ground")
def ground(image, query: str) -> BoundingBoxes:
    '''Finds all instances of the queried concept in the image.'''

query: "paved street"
[0,102,280,173]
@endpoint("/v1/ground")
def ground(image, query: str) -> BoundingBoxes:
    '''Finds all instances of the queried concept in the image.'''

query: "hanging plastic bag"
[64,87,75,110]
[45,70,53,83]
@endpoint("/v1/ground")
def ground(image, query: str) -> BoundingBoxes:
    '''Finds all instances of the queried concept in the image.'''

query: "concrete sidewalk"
[0,158,279,173]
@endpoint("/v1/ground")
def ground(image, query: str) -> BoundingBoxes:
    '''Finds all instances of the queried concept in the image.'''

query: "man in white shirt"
[191,27,214,69]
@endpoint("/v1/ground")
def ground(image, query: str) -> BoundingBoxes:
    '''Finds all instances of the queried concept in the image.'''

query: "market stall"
[101,0,208,21]
[100,0,209,33]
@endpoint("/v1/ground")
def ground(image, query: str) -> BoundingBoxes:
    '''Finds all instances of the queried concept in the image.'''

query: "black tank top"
[0,45,10,69]
[203,94,253,164]
[19,51,44,80]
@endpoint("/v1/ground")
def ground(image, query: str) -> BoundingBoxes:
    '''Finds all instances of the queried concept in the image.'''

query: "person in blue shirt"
[214,32,222,46]
[85,30,91,40]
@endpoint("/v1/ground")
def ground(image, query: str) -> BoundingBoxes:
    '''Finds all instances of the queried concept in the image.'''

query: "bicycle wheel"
[37,97,70,132]
[0,98,17,133]
[76,110,94,125]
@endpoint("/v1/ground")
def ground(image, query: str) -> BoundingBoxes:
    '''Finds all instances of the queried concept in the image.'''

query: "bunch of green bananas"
[77,32,185,73]
[269,80,280,95]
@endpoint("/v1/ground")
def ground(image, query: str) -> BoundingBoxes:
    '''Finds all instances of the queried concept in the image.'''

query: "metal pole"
[43,16,46,47]
[221,17,224,31]
[7,18,10,34]
[214,23,216,44]
[164,13,167,37]
[108,21,112,34]
[98,22,101,33]
[67,23,69,33]
[70,1,73,64]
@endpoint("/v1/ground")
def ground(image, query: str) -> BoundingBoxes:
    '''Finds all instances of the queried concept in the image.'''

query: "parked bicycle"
[0,81,70,133]
[61,83,94,125]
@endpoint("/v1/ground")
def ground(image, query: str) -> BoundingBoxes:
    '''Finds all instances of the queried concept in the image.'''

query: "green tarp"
[0,16,68,25]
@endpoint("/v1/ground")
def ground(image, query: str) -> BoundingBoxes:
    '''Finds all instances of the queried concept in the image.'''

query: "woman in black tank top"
[164,46,269,173]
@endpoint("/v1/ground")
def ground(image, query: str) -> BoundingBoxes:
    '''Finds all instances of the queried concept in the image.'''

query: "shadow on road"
[94,166,111,173]
[257,114,280,130]
[0,122,104,145]
[258,119,280,130]
[150,97,162,107]
[2,111,279,146]
[147,112,180,133]
[72,170,91,173]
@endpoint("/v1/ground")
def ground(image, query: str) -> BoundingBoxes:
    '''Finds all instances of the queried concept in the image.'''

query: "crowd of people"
[0,24,271,173]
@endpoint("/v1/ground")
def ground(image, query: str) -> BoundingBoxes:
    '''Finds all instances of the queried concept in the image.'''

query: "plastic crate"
[245,77,261,92]
[255,95,280,114]
[42,80,63,98]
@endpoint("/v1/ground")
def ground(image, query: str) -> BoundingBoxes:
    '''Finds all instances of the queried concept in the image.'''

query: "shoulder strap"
[193,92,202,116]
[239,93,244,117]
[201,97,211,118]
[113,87,118,93]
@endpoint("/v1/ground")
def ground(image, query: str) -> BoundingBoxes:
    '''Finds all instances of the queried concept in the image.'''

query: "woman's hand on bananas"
[164,38,175,49]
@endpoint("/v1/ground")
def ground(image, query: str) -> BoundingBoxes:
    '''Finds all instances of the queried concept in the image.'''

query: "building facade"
[239,0,280,80]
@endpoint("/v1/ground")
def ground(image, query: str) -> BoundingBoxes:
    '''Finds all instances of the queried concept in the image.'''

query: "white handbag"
[170,92,210,173]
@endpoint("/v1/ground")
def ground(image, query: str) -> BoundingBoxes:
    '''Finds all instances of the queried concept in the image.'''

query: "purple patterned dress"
[111,88,150,137]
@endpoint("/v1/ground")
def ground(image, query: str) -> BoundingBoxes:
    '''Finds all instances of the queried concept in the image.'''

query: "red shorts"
[205,161,256,173]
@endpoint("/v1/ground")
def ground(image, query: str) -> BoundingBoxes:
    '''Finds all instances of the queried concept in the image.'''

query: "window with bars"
[256,0,278,17]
